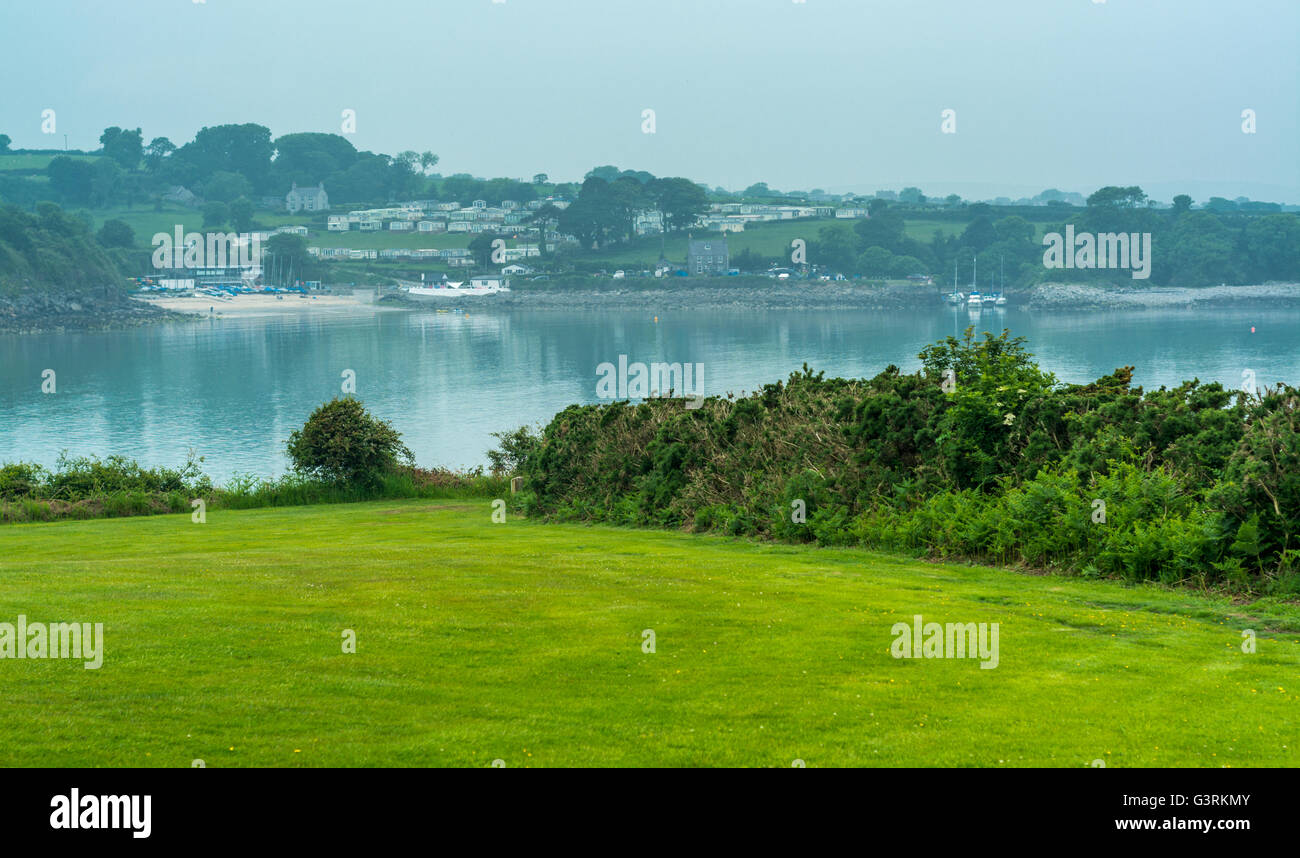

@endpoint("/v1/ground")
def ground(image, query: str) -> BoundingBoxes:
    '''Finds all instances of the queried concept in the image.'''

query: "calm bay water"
[2,304,1297,482]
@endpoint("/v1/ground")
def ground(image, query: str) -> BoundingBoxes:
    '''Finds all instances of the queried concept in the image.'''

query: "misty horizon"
[3,0,1296,203]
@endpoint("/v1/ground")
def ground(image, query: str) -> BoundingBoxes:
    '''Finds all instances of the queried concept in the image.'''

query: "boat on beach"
[404,276,511,301]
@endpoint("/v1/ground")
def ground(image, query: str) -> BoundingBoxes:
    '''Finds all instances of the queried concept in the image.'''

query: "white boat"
[982,292,998,305]
[945,291,965,305]
[967,291,983,306]
[405,277,511,300]
[995,293,1007,306]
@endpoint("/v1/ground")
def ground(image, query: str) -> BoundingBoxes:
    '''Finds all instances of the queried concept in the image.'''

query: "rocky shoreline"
[5,281,1298,332]
[383,280,1300,312]
[390,281,930,311]
[0,293,190,334]
[1020,281,1300,310]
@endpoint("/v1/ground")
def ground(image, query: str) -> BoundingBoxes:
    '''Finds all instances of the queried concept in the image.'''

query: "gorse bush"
[487,425,541,476]
[511,328,1299,593]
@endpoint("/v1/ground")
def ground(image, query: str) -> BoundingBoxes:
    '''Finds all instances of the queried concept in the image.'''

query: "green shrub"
[286,398,413,485]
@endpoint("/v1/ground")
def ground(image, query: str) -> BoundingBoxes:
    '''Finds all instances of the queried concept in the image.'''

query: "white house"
[501,245,541,261]
[634,210,664,236]
[327,215,351,231]
[389,221,414,231]
[502,264,533,275]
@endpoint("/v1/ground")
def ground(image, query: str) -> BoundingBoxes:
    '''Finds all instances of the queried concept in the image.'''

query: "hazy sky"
[3,0,1297,202]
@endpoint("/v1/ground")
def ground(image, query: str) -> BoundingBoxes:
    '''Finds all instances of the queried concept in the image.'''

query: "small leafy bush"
[286,398,412,485]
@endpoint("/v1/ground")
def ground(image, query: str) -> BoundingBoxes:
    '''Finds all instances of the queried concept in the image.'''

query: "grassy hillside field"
[582,218,963,267]
[0,153,100,171]
[2,499,1297,767]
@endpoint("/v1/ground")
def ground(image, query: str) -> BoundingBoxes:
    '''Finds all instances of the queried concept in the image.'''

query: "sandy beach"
[133,293,394,319]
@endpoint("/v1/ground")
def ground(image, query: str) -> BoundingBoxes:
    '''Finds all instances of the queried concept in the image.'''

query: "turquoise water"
[1,305,1296,481]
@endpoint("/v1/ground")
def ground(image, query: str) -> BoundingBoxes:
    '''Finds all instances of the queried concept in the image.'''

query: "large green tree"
[46,156,94,204]
[202,171,253,203]
[648,177,708,233]
[165,123,274,192]
[99,127,143,170]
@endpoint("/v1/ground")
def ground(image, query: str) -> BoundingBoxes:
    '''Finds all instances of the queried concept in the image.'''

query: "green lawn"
[2,500,1297,767]
[85,205,313,246]
[589,219,844,266]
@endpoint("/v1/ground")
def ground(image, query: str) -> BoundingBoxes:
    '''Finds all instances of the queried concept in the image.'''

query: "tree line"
[775,187,1300,287]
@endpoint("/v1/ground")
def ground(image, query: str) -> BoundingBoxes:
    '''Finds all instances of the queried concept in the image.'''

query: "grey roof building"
[687,236,729,276]
[286,182,329,213]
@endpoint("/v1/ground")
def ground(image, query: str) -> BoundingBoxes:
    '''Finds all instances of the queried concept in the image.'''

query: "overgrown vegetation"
[1,400,505,525]
[508,329,1300,595]
[0,202,127,300]
[0,454,502,525]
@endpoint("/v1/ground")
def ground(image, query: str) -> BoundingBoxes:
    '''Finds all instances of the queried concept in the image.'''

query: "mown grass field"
[2,500,1297,767]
